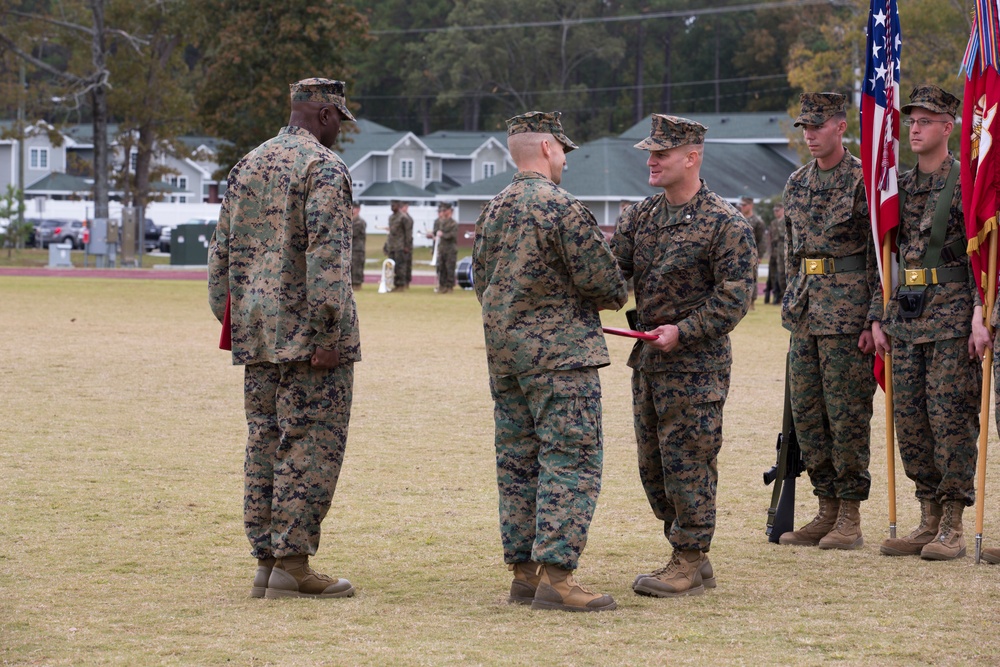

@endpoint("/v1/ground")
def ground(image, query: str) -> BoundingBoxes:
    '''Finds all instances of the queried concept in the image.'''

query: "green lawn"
[1,276,998,665]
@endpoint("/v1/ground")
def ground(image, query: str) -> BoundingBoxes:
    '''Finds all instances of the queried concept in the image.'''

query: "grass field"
[1,275,999,666]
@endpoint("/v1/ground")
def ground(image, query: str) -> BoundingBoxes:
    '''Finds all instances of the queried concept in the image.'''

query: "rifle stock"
[764,352,804,543]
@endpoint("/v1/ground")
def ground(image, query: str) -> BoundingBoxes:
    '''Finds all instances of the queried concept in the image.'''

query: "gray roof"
[421,130,508,156]
[357,180,436,200]
[337,119,409,168]
[25,172,92,194]
[622,112,793,143]
[177,135,231,153]
[446,136,796,202]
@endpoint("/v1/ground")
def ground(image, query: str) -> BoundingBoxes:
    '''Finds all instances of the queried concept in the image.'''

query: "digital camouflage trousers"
[893,336,979,506]
[243,360,353,560]
[490,367,604,570]
[789,330,874,500]
[632,369,728,553]
[436,247,457,290]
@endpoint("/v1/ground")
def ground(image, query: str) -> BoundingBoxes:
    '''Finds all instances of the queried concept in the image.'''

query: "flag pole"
[881,235,896,538]
[975,229,998,564]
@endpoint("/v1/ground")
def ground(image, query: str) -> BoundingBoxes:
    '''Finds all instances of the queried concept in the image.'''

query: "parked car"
[158,227,171,253]
[24,219,42,247]
[143,218,161,252]
[33,218,87,249]
[159,217,216,253]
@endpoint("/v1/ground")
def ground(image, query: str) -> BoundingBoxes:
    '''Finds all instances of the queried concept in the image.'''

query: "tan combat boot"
[982,547,1000,564]
[921,501,966,561]
[530,564,617,612]
[251,556,276,598]
[633,550,706,598]
[632,554,716,591]
[265,555,355,599]
[880,499,942,556]
[507,561,540,605]
[818,499,863,550]
[779,496,840,546]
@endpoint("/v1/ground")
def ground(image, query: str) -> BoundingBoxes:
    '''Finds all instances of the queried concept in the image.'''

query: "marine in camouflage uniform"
[873,86,986,561]
[208,78,360,599]
[767,204,787,303]
[740,196,767,308]
[612,115,756,598]
[384,200,412,290]
[473,111,627,612]
[431,202,458,293]
[778,93,879,551]
[351,202,367,288]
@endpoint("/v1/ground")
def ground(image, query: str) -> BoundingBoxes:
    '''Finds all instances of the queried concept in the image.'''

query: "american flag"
[861,0,900,389]
[861,0,901,280]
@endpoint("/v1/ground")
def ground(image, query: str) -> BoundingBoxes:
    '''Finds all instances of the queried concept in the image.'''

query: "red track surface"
[0,267,437,285]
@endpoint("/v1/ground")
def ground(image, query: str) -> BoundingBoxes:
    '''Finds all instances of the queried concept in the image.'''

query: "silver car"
[33,218,87,249]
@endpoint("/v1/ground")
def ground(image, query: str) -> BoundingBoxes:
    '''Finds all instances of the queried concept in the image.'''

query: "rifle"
[764,352,805,543]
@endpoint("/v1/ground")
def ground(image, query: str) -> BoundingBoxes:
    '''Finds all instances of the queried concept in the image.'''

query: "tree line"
[0,0,974,221]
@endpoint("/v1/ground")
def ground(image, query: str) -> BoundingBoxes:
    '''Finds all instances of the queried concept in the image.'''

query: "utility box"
[85,217,118,268]
[48,242,73,268]
[170,223,217,265]
[120,207,139,266]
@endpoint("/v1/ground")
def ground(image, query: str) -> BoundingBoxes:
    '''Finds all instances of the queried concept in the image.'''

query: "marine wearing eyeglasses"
[871,83,989,562]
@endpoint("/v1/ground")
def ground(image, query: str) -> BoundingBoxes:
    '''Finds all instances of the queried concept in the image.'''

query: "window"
[400,159,414,180]
[29,148,49,170]
[425,160,432,180]
[482,161,496,179]
[129,150,138,172]
[178,176,188,191]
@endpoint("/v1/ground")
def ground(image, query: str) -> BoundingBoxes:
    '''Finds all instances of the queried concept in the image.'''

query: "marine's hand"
[970,311,992,360]
[857,329,875,355]
[871,321,890,358]
[311,347,340,369]
[645,324,679,353]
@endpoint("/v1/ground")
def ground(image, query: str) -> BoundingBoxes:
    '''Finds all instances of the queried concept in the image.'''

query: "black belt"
[901,265,968,286]
[800,253,865,275]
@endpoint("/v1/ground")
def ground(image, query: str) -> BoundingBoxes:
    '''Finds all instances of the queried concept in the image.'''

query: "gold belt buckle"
[805,258,826,275]
[905,269,927,286]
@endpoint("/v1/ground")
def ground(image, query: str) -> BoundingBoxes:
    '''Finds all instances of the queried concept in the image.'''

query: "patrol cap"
[901,84,960,118]
[794,92,847,127]
[438,201,453,211]
[506,111,578,153]
[740,196,754,205]
[633,114,707,151]
[289,78,355,121]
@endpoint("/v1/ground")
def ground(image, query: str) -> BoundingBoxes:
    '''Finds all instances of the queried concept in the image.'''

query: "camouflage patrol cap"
[901,84,960,117]
[289,78,356,121]
[505,111,578,152]
[438,201,453,211]
[633,115,707,151]
[740,196,754,205]
[794,92,847,127]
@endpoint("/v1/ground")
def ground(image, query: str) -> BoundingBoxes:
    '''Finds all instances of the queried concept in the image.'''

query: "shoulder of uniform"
[788,161,812,183]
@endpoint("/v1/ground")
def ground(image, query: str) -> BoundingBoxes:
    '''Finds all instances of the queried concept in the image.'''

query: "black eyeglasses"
[902,118,949,128]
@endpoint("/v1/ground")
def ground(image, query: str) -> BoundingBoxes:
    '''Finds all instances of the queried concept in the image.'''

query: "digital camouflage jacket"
[473,171,628,377]
[612,182,757,373]
[208,126,360,366]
